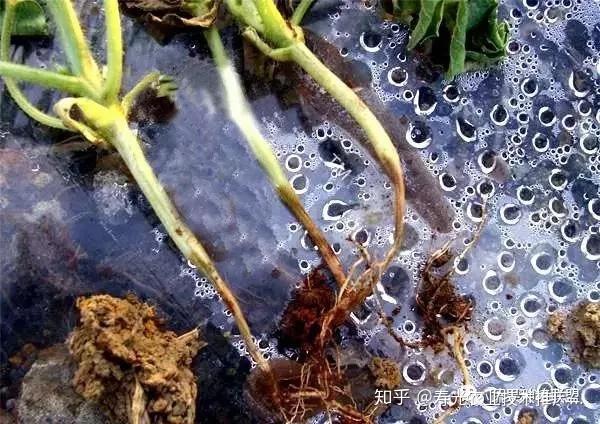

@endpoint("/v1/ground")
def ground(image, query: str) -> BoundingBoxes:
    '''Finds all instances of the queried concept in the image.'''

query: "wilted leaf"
[0,0,49,37]
[390,0,508,79]
[120,0,219,28]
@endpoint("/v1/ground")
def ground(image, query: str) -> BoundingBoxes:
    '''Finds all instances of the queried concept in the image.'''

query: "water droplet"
[439,173,456,191]
[581,234,600,261]
[538,107,557,127]
[443,84,460,102]
[569,70,591,98]
[478,151,497,174]
[322,200,352,221]
[388,67,408,87]
[531,252,554,275]
[532,133,550,152]
[456,117,477,142]
[490,104,509,126]
[483,270,503,295]
[414,86,437,116]
[359,31,382,52]
[521,77,539,97]
[501,204,522,225]
[406,121,432,148]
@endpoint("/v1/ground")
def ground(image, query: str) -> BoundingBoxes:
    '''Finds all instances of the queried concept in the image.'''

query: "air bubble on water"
[549,169,568,190]
[484,317,507,341]
[549,196,568,217]
[290,174,309,194]
[403,361,426,385]
[517,185,535,205]
[285,154,302,172]
[531,326,551,349]
[549,279,575,303]
[580,134,599,154]
[442,84,460,103]
[322,200,352,221]
[521,76,539,97]
[569,70,592,98]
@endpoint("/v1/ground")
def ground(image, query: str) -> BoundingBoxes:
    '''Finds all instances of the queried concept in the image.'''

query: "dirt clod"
[546,312,569,343]
[547,301,600,369]
[69,294,202,423]
[516,407,538,424]
[369,357,401,390]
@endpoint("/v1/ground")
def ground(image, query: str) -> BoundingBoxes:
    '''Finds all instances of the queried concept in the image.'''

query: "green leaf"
[391,0,509,79]
[0,0,49,37]
[447,0,468,80]
[406,0,444,50]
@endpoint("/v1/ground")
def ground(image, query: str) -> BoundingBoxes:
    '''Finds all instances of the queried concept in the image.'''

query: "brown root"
[278,267,336,354]
[68,294,202,424]
[262,240,403,422]
[415,242,474,351]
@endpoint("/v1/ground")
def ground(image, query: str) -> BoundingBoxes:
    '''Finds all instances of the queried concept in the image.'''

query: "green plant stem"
[0,0,68,129]
[45,0,102,88]
[289,42,406,266]
[101,0,123,102]
[250,0,297,47]
[227,0,405,265]
[204,27,346,287]
[114,121,269,373]
[290,0,315,25]
[121,71,161,114]
[54,97,270,374]
[0,60,95,96]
